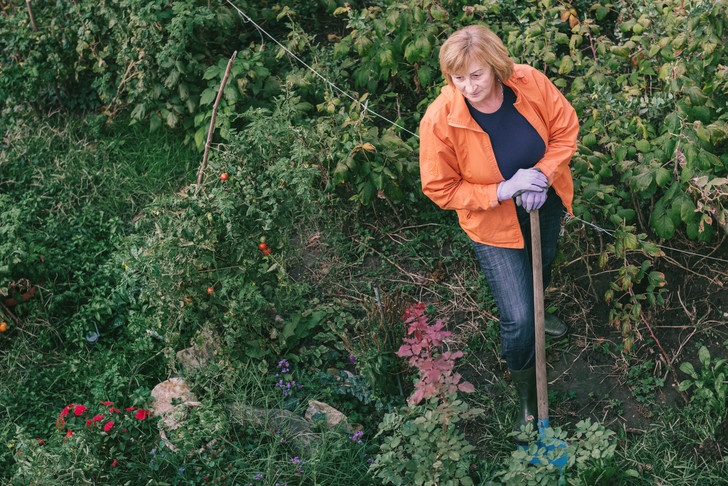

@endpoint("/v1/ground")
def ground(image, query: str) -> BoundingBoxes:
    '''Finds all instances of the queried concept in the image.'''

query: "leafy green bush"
[679,344,728,419]
[499,419,632,485]
[371,398,478,486]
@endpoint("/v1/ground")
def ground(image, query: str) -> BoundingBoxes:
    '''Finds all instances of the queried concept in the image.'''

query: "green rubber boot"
[545,313,568,339]
[511,366,538,444]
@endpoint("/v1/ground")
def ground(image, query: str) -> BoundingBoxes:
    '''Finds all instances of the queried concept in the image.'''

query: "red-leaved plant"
[396,303,475,405]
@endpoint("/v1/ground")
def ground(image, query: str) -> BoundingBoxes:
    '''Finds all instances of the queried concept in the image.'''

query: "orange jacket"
[419,64,579,248]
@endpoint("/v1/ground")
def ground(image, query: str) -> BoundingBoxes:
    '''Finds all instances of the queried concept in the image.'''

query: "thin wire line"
[224,1,727,266]
[224,0,419,139]
[568,214,728,264]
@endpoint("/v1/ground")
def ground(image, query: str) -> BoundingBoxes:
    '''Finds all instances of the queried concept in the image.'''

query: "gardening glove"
[497,168,548,202]
[516,189,548,212]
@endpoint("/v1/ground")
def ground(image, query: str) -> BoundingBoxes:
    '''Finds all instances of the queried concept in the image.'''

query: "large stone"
[227,402,320,455]
[176,327,223,373]
[305,399,353,433]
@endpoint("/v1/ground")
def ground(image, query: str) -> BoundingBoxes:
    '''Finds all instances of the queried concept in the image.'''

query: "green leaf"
[696,124,712,142]
[430,4,448,21]
[677,197,697,223]
[698,346,711,367]
[417,65,434,88]
[559,55,574,74]
[677,381,695,393]
[655,167,671,187]
[150,113,162,133]
[698,149,721,169]
[651,206,675,239]
[203,64,222,80]
[130,103,146,120]
[595,5,609,20]
[403,41,418,62]
[647,271,666,287]
[333,161,349,183]
[379,49,396,69]
[194,127,206,150]
[632,170,654,192]
[679,362,697,379]
[200,88,217,106]
[635,139,651,153]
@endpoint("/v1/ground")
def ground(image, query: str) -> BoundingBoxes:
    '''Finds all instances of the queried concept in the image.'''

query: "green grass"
[2,112,727,485]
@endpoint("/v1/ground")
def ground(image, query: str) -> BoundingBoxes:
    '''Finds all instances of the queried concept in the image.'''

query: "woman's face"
[450,60,499,109]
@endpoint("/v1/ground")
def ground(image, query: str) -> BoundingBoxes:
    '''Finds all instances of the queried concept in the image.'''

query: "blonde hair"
[438,25,514,86]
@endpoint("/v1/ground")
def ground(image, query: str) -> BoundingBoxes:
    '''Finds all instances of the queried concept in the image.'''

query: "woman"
[419,25,579,441]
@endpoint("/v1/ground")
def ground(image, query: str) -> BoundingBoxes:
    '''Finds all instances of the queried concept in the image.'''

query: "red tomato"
[263,247,272,255]
[220,173,228,181]
[207,287,215,295]
[0,322,7,332]
[259,242,267,250]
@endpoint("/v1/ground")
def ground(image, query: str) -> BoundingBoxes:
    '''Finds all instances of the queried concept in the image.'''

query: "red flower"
[56,417,65,428]
[60,404,73,417]
[101,401,114,406]
[104,421,114,432]
[134,409,151,420]
[65,430,73,437]
[73,405,88,416]
[125,406,136,411]
[35,438,45,445]
[93,414,104,422]
[112,459,117,467]
[109,407,122,414]
[86,419,93,427]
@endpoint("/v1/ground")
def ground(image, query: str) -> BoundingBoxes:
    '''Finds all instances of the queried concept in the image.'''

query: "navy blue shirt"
[466,85,546,180]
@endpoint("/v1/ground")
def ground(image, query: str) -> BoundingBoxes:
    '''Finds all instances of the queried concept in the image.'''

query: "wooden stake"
[196,50,237,188]
[530,209,549,423]
[26,0,37,31]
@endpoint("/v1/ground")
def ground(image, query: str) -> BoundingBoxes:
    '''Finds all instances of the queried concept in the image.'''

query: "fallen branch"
[196,50,237,189]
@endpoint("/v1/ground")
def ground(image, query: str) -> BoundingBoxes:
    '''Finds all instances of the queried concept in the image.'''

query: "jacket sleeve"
[531,70,579,182]
[419,112,500,211]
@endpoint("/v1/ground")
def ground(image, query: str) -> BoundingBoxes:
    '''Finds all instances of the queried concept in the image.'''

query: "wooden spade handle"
[530,209,549,423]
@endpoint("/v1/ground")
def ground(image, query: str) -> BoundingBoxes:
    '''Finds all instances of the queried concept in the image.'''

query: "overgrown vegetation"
[2,0,727,484]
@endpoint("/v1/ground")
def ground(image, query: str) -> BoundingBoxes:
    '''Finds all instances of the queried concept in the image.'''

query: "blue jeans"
[471,188,564,371]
